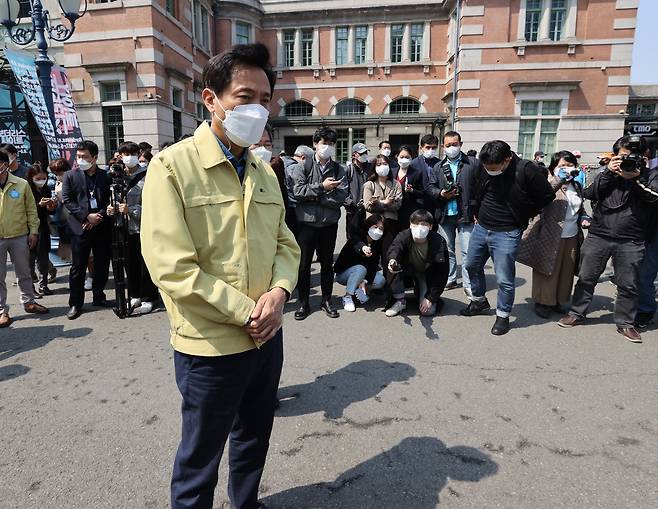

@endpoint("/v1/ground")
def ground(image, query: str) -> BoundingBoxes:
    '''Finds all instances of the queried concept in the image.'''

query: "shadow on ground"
[277,359,416,419]
[263,436,499,508]
[0,324,93,364]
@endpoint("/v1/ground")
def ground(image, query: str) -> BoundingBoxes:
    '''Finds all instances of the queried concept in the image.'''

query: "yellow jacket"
[141,122,300,356]
[0,173,39,239]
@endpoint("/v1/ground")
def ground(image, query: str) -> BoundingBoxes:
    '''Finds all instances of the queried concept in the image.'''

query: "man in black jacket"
[461,140,555,335]
[292,126,349,320]
[559,136,658,343]
[344,142,372,235]
[410,134,440,215]
[62,140,112,320]
[426,131,481,295]
[385,209,449,317]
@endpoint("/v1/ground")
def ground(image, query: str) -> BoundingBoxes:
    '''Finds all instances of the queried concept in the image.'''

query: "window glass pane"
[336,129,349,166]
[172,88,183,108]
[101,82,121,102]
[336,27,348,65]
[391,24,403,63]
[550,0,566,41]
[284,30,295,67]
[540,119,559,155]
[335,99,366,116]
[640,104,656,116]
[389,98,421,115]
[285,100,313,117]
[542,100,561,115]
[301,29,313,67]
[173,110,182,142]
[200,7,209,47]
[103,106,124,158]
[520,101,539,116]
[355,25,368,64]
[166,0,175,16]
[410,23,423,62]
[236,22,251,45]
[517,119,537,159]
[525,0,542,42]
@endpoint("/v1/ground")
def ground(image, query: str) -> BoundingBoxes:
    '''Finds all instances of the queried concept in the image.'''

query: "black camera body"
[619,135,646,173]
[108,162,126,181]
[444,182,459,194]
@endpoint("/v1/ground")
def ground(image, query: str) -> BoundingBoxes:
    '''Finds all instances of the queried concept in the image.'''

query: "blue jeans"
[464,223,523,318]
[638,228,658,316]
[336,265,385,295]
[439,215,474,290]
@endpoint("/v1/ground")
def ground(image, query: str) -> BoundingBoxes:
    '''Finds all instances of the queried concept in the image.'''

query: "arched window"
[335,98,366,116]
[284,100,313,117]
[389,97,421,115]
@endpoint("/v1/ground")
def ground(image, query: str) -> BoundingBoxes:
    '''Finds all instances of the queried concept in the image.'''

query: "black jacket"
[334,226,383,284]
[410,155,438,211]
[473,154,555,230]
[386,229,449,303]
[29,182,55,232]
[292,158,349,226]
[393,164,429,226]
[344,160,373,212]
[426,153,481,225]
[584,167,658,241]
[62,167,111,236]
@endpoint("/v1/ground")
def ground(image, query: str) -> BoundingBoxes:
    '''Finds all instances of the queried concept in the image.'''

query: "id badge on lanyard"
[89,189,98,209]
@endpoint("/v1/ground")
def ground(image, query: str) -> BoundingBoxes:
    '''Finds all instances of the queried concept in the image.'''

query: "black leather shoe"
[294,301,310,321]
[321,298,339,318]
[534,303,551,319]
[67,306,82,320]
[92,299,113,308]
[491,316,510,336]
[459,298,491,317]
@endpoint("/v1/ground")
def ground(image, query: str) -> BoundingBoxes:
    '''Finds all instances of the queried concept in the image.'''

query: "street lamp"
[0,0,87,125]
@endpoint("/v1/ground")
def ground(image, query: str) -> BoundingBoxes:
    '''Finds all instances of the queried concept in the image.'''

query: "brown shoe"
[617,326,642,343]
[558,314,583,328]
[24,302,49,314]
[0,313,11,328]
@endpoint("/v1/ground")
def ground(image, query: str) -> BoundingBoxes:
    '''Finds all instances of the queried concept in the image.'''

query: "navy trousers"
[171,331,283,509]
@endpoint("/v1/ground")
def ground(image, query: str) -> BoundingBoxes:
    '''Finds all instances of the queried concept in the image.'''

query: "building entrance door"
[389,134,421,157]
[284,135,314,157]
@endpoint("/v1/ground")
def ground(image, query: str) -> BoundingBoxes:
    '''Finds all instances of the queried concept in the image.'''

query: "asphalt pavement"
[1,230,657,508]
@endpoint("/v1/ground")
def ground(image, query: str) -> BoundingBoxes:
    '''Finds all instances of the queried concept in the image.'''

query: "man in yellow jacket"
[141,43,299,509]
[0,150,49,327]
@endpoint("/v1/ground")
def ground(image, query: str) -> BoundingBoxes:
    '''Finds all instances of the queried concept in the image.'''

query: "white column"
[367,24,374,64]
[329,27,336,66]
[294,29,302,67]
[539,0,552,41]
[517,0,528,41]
[312,27,320,65]
[384,24,391,63]
[422,21,430,61]
[565,0,578,39]
[276,30,283,67]
[347,26,355,64]
[402,24,411,62]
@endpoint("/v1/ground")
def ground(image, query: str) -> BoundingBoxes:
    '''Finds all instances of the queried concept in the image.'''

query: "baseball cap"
[352,143,368,154]
[534,150,545,158]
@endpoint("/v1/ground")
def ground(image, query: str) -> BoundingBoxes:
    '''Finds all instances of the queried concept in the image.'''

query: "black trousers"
[68,224,111,307]
[29,227,50,289]
[126,233,158,302]
[296,222,338,302]
[171,331,283,509]
[284,207,298,238]
[569,234,645,327]
[381,218,399,276]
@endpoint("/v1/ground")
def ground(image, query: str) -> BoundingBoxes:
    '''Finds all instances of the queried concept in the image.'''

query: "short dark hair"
[176,134,193,142]
[479,140,512,165]
[138,141,153,153]
[364,213,384,230]
[313,126,337,144]
[263,123,273,142]
[160,141,174,150]
[613,135,648,155]
[203,43,276,97]
[76,140,99,158]
[443,131,462,143]
[118,141,140,155]
[0,150,9,164]
[48,157,70,174]
[140,150,153,162]
[398,145,414,158]
[379,140,391,148]
[466,149,477,157]
[0,143,18,155]
[409,209,434,225]
[420,134,439,147]
[548,150,578,175]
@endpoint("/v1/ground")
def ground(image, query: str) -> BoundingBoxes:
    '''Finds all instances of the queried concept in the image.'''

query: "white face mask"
[213,94,270,148]
[138,162,148,170]
[398,157,411,169]
[410,224,430,240]
[380,148,391,157]
[357,154,369,164]
[316,143,335,161]
[485,169,504,177]
[445,146,461,160]
[122,155,139,168]
[368,227,384,241]
[77,158,92,171]
[376,165,390,177]
[33,178,47,188]
[423,148,437,159]
[252,146,273,163]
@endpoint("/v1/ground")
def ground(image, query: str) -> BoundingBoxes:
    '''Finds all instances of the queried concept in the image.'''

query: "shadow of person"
[0,364,30,382]
[263,436,499,508]
[0,324,93,363]
[277,360,416,420]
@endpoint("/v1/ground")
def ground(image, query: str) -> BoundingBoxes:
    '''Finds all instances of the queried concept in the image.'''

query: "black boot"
[459,298,491,316]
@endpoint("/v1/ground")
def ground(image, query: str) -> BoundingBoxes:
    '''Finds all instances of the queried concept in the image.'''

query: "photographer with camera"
[107,142,158,315]
[517,151,590,319]
[426,131,481,296]
[559,136,658,343]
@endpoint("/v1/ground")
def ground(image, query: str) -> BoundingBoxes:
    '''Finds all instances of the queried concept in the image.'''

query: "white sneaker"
[138,301,154,315]
[342,295,356,312]
[355,287,369,304]
[130,298,142,309]
[84,278,93,291]
[385,300,407,317]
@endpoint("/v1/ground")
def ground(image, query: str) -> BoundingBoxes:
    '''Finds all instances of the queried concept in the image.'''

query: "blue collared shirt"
[446,155,461,216]
[212,125,248,182]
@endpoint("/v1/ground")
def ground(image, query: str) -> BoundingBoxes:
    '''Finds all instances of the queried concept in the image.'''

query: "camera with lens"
[443,182,459,194]
[108,161,126,180]
[619,135,646,173]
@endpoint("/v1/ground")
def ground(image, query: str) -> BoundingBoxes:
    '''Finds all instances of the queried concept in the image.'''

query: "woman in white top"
[517,151,590,318]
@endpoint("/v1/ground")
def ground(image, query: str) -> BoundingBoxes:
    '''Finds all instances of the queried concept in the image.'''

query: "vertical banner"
[0,83,32,163]
[4,48,83,163]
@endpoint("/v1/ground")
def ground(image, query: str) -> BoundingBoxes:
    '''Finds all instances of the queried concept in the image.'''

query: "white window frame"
[516,96,565,158]
[193,1,211,50]
[517,0,577,43]
[234,20,253,46]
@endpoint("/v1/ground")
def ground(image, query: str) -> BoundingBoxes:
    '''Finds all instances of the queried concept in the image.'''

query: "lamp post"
[0,0,87,125]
